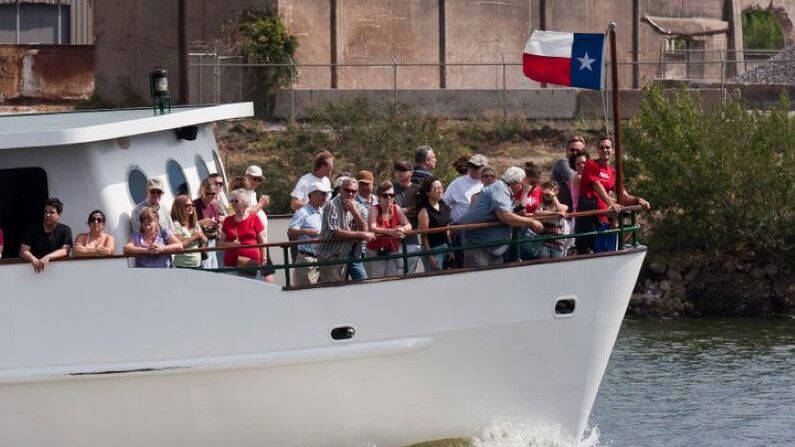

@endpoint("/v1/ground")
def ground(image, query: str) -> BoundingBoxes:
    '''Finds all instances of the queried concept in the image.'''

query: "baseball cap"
[244,165,264,178]
[467,154,488,167]
[147,178,165,192]
[308,181,332,194]
[357,170,375,184]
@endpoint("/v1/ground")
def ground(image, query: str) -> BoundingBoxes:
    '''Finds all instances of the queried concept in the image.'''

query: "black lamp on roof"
[149,67,172,115]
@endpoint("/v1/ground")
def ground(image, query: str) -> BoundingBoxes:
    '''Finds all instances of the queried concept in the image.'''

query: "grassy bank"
[216,98,605,213]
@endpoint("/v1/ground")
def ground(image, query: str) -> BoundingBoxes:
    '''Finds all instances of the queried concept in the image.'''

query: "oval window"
[195,154,210,182]
[128,167,148,205]
[166,159,190,197]
[212,150,227,183]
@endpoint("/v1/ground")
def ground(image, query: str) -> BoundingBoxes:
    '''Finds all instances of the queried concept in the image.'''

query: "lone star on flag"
[577,52,595,71]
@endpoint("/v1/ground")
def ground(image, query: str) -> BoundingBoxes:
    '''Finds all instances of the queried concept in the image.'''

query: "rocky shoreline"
[628,252,794,318]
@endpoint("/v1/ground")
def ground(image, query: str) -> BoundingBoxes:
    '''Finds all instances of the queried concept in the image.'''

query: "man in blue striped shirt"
[288,181,332,286]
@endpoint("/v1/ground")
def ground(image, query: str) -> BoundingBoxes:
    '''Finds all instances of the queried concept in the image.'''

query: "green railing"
[199,205,644,288]
[0,206,643,287]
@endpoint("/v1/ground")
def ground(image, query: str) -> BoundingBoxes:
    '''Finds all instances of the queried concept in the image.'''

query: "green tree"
[623,86,794,259]
[225,8,298,117]
[742,8,785,50]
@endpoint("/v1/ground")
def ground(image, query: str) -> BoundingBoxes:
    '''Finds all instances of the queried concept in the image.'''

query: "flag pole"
[608,22,625,204]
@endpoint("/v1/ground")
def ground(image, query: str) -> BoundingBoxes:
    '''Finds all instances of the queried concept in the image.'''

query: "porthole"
[195,154,210,182]
[166,159,190,197]
[128,167,148,205]
[212,150,227,183]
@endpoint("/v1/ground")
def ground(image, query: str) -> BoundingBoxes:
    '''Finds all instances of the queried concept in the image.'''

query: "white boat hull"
[0,249,645,446]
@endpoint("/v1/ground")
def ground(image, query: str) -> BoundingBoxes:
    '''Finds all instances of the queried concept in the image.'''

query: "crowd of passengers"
[1,136,650,284]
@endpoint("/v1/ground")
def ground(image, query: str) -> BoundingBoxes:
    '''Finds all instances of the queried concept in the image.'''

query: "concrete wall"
[186,0,277,43]
[93,0,749,104]
[94,0,180,105]
[0,44,94,100]
[281,0,331,89]
[336,0,439,89]
[445,0,534,89]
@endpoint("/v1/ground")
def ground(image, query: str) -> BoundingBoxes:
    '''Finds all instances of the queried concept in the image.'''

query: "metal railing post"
[631,211,638,247]
[401,239,408,275]
[214,41,221,104]
[391,54,398,106]
[288,55,296,120]
[198,53,203,103]
[501,53,507,120]
[283,246,291,288]
[719,50,725,108]
[618,212,625,250]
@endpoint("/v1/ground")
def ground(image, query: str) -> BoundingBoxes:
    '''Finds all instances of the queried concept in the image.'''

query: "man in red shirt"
[575,137,650,254]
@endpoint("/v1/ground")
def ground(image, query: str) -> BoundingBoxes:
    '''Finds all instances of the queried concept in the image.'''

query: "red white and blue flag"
[522,31,606,90]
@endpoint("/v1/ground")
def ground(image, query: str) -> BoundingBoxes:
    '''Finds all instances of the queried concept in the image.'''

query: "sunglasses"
[185,204,195,208]
[215,182,225,187]
[381,193,395,199]
[150,189,164,195]
[205,192,217,196]
[343,188,358,194]
[89,217,105,224]
[598,145,611,150]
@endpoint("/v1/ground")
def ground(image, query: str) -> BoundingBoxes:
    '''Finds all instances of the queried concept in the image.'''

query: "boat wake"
[470,419,605,447]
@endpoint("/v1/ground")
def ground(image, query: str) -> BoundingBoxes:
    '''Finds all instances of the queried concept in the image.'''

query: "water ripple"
[591,318,795,447]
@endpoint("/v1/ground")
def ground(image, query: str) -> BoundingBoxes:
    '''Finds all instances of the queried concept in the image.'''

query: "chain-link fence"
[188,46,783,114]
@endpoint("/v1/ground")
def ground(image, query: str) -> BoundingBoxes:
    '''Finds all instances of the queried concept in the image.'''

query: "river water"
[462,318,795,447]
[589,318,795,447]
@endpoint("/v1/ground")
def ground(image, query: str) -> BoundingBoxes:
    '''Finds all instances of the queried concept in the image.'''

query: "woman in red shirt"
[575,137,650,254]
[219,189,270,281]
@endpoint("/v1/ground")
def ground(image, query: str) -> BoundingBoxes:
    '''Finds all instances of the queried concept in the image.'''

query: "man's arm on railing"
[495,211,544,233]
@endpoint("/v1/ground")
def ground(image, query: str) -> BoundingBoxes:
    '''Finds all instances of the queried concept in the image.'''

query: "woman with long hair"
[414,178,452,272]
[171,195,207,268]
[195,178,227,268]
[365,181,411,278]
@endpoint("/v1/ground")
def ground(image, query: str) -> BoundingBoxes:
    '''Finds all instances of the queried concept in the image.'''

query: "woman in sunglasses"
[73,209,116,257]
[415,178,452,272]
[171,195,207,268]
[365,181,411,278]
[195,178,227,268]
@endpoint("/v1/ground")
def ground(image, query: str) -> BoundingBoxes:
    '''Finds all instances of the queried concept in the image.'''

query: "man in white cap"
[131,178,174,233]
[444,153,488,223]
[290,150,334,211]
[244,165,274,283]
[244,165,270,227]
[287,181,331,286]
[456,166,544,267]
[444,153,488,268]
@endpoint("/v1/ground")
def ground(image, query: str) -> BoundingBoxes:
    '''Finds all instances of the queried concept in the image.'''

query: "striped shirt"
[317,196,359,260]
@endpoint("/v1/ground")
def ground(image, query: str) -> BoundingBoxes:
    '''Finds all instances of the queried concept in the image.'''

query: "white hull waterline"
[0,248,645,446]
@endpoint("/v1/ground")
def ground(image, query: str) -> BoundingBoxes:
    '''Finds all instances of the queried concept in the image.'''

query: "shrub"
[623,86,794,259]
[223,8,298,117]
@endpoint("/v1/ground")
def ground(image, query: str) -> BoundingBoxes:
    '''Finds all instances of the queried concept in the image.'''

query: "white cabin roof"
[0,102,254,150]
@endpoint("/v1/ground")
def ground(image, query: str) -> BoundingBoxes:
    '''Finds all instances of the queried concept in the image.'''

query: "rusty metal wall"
[0,44,93,100]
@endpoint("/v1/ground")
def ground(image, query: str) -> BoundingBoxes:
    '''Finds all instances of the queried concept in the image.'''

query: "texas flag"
[522,31,606,90]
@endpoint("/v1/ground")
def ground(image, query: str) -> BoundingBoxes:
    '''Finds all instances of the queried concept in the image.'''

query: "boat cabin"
[0,103,252,259]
